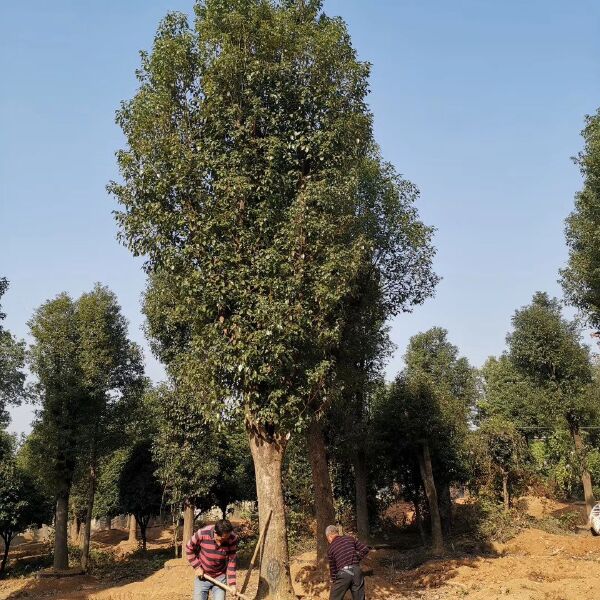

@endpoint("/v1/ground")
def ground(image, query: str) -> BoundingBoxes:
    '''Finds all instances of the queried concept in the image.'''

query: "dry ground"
[1,501,599,600]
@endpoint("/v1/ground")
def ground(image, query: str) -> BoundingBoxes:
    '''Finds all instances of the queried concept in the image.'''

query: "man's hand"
[194,567,205,579]
[230,585,238,597]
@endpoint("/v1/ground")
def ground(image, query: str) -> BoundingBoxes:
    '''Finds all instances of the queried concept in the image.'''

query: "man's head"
[325,524,339,544]
[214,519,234,545]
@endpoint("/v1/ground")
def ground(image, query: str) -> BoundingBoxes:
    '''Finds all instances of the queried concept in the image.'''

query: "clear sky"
[2,1,599,436]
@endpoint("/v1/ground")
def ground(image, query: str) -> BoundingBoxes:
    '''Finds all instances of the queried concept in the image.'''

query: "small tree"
[474,417,529,511]
[119,441,162,551]
[0,457,51,577]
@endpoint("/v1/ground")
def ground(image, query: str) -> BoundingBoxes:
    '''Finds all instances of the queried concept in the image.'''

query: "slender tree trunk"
[70,514,80,545]
[502,471,510,512]
[438,482,452,536]
[173,513,180,558]
[413,500,426,546]
[182,501,195,551]
[54,486,70,570]
[571,426,595,517]
[128,514,137,543]
[307,419,336,575]
[0,533,11,577]
[105,517,112,531]
[220,502,229,519]
[353,447,370,540]
[417,441,443,556]
[248,423,295,600]
[81,462,97,571]
[139,517,148,551]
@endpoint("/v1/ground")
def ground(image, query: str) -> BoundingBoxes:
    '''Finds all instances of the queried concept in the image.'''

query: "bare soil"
[1,503,599,600]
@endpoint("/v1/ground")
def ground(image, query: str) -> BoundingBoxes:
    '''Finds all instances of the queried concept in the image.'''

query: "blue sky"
[1,1,599,435]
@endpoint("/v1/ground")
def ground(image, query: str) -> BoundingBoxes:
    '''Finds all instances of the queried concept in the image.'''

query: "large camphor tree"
[111,2,378,596]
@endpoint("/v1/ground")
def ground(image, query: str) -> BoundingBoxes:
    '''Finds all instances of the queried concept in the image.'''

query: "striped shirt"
[186,525,238,586]
[327,535,369,581]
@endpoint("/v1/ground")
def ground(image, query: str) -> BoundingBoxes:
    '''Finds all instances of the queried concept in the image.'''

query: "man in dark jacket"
[326,525,370,600]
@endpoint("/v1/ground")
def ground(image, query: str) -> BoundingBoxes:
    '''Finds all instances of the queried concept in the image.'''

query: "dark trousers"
[329,565,365,600]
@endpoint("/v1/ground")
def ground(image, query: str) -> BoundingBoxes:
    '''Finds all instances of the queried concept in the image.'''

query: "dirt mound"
[516,495,571,519]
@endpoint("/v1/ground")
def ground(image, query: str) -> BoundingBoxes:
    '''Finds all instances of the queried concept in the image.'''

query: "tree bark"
[220,502,229,519]
[353,447,370,540]
[70,514,80,545]
[417,441,443,556]
[438,481,453,536]
[307,420,336,575]
[80,463,97,571]
[571,426,595,517]
[0,533,11,577]
[105,517,112,531]
[248,423,295,600]
[413,500,426,546]
[128,514,138,543]
[182,501,195,553]
[502,472,510,512]
[138,516,148,551]
[54,486,70,570]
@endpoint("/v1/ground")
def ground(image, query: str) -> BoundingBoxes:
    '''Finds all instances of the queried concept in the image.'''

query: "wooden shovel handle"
[202,573,251,600]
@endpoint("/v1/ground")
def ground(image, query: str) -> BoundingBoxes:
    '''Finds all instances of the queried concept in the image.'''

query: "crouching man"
[326,525,370,600]
[186,519,238,599]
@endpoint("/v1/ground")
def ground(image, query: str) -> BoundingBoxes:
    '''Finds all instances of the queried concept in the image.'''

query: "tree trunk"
[571,426,595,517]
[248,423,295,600]
[70,514,80,545]
[54,487,70,570]
[80,463,97,571]
[220,502,229,519]
[438,482,453,536]
[413,500,426,546]
[128,514,137,543]
[138,516,148,551]
[106,517,112,531]
[182,501,195,552]
[173,513,180,558]
[353,447,370,540]
[307,419,336,575]
[0,533,11,577]
[502,472,510,512]
[417,441,443,556]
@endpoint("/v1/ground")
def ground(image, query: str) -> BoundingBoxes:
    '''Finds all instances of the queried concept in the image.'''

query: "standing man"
[186,519,238,599]
[326,525,370,600]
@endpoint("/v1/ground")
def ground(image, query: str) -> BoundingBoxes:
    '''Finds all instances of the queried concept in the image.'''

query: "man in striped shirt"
[326,525,370,600]
[186,519,238,599]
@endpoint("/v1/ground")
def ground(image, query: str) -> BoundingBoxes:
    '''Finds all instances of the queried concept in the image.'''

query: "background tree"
[561,108,600,332]
[147,383,219,552]
[508,292,596,515]
[478,355,551,439]
[111,3,387,597]
[75,285,144,570]
[0,278,27,426]
[0,445,51,577]
[118,440,162,551]
[325,150,438,545]
[372,328,475,555]
[473,416,530,511]
[28,293,85,570]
